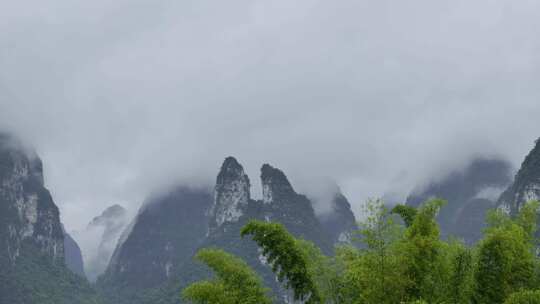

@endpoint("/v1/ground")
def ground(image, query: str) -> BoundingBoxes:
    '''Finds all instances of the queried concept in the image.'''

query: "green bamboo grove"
[182,199,540,304]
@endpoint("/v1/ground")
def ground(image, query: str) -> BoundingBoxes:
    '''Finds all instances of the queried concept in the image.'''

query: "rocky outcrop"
[193,160,334,302]
[261,164,295,205]
[210,157,251,230]
[0,133,64,264]
[498,139,540,215]
[261,164,333,253]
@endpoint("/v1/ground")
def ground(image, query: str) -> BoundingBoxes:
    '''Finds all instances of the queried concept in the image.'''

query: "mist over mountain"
[74,204,129,282]
[2,0,540,231]
[97,157,355,303]
[2,0,540,302]
[0,133,102,303]
[101,186,212,294]
[406,157,513,243]
[3,131,540,303]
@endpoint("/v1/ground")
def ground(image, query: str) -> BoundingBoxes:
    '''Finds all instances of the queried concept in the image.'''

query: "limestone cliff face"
[0,133,108,304]
[260,164,332,253]
[498,139,540,215]
[210,157,251,230]
[0,133,64,264]
[261,164,295,205]
[198,160,334,302]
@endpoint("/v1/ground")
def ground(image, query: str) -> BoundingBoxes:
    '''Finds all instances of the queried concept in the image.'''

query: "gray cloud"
[1,0,540,231]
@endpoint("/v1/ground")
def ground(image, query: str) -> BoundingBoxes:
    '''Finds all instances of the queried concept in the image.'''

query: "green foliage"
[487,200,540,244]
[486,207,514,232]
[446,240,474,304]
[504,290,540,304]
[473,226,535,303]
[392,204,418,227]
[21,195,532,304]
[361,200,404,253]
[179,199,540,304]
[473,202,538,304]
[182,248,271,304]
[240,220,321,304]
[340,199,406,304]
[516,200,540,244]
[401,199,447,302]
[0,243,103,304]
[297,240,344,303]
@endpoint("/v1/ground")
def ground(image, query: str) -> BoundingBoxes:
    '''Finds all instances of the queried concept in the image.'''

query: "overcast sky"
[1,0,540,231]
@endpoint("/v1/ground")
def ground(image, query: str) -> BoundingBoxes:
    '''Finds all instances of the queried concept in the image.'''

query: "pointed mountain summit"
[198,160,334,301]
[89,205,127,226]
[81,204,129,281]
[261,163,295,204]
[101,157,337,304]
[261,164,333,253]
[314,182,357,244]
[210,156,251,229]
[498,139,540,214]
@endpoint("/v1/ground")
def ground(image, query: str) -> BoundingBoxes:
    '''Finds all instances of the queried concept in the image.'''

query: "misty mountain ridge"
[406,157,513,243]
[5,130,540,304]
[3,0,540,301]
[97,156,356,304]
[306,179,358,244]
[77,204,129,282]
[100,186,213,294]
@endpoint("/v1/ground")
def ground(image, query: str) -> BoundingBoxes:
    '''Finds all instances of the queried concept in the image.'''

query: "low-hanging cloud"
[1,0,540,231]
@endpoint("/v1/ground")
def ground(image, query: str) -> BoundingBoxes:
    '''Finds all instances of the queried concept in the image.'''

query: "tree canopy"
[182,200,540,304]
[182,248,271,304]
